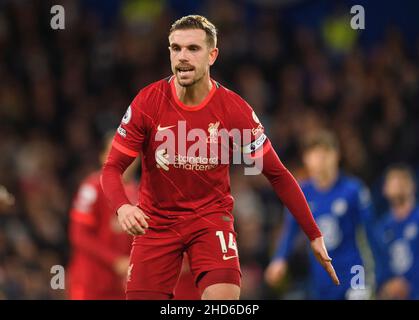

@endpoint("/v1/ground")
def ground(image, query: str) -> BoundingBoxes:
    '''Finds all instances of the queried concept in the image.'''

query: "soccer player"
[265,130,375,299]
[67,134,138,299]
[375,164,419,299]
[101,15,339,300]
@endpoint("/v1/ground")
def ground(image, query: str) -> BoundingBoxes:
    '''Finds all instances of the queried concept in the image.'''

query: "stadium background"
[1,0,419,299]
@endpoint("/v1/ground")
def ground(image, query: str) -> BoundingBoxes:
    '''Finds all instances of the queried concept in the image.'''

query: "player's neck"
[313,169,339,191]
[174,74,213,106]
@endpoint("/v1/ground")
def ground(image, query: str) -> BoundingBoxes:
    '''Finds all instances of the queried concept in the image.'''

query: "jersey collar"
[169,75,217,111]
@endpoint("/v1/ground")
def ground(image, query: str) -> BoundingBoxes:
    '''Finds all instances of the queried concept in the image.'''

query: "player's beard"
[177,73,205,87]
[174,66,205,88]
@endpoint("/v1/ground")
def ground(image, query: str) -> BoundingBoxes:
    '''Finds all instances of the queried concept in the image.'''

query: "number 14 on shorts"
[215,231,238,260]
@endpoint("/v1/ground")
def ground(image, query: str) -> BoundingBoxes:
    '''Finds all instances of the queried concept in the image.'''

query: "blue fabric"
[274,172,375,299]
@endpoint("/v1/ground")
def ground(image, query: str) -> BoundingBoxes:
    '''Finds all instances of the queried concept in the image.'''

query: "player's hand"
[264,259,288,287]
[310,236,340,285]
[113,256,130,277]
[117,204,150,236]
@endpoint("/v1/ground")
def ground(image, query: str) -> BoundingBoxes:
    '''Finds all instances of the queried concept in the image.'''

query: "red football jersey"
[67,171,137,299]
[112,76,269,217]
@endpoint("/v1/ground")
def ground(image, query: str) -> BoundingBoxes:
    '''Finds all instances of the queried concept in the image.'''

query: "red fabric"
[98,77,321,299]
[67,172,137,300]
[173,253,201,300]
[101,146,135,214]
[70,220,122,267]
[126,291,171,300]
[173,271,201,300]
[261,147,322,241]
[126,212,240,296]
[101,77,266,218]
[197,269,241,294]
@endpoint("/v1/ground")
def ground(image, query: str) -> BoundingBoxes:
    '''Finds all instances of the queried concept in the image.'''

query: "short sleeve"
[112,91,149,157]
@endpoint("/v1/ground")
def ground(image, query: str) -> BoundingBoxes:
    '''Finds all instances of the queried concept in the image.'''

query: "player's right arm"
[101,92,150,236]
[265,212,299,286]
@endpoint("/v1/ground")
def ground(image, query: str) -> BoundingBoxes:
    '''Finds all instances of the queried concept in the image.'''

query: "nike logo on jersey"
[222,254,238,261]
[157,124,176,131]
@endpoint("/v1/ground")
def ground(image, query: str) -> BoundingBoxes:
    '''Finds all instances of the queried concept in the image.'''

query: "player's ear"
[209,47,219,66]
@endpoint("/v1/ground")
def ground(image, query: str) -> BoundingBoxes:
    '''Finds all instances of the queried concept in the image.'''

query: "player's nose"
[178,48,190,61]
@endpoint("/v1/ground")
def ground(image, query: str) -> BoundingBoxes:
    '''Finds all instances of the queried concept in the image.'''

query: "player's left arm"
[228,93,339,285]
[258,144,339,285]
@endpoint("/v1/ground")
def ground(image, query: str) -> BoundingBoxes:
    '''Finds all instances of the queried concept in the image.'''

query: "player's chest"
[383,221,419,246]
[147,107,230,152]
[307,191,352,220]
[154,106,226,132]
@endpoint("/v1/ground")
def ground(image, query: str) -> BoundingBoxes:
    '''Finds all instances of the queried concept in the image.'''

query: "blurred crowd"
[0,0,419,299]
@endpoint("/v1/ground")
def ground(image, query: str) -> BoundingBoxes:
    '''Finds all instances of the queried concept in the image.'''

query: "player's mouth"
[176,66,195,77]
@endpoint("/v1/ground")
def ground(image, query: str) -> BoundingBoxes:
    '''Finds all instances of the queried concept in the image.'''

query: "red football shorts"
[126,210,241,298]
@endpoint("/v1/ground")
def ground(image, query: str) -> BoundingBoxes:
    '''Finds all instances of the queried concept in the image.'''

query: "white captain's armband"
[242,133,267,154]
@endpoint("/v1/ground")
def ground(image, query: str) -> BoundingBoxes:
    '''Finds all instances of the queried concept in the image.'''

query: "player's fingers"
[321,251,332,262]
[135,207,150,220]
[123,216,133,229]
[139,210,151,220]
[128,226,141,236]
[126,222,141,235]
[121,220,133,235]
[122,217,141,235]
[324,261,340,285]
[133,211,149,229]
[316,247,332,262]
[128,215,145,235]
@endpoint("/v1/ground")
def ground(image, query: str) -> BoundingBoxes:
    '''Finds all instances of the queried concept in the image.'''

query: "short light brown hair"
[169,15,217,48]
[301,130,340,153]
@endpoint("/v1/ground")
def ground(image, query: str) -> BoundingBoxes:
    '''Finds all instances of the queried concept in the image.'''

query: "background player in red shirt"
[101,15,339,300]
[67,134,138,299]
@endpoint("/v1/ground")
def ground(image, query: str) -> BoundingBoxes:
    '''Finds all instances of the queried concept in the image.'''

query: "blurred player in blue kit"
[375,165,419,300]
[265,130,376,299]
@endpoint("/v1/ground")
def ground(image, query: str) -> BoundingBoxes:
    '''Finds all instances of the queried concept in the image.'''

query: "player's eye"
[188,45,200,52]
[171,45,180,52]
